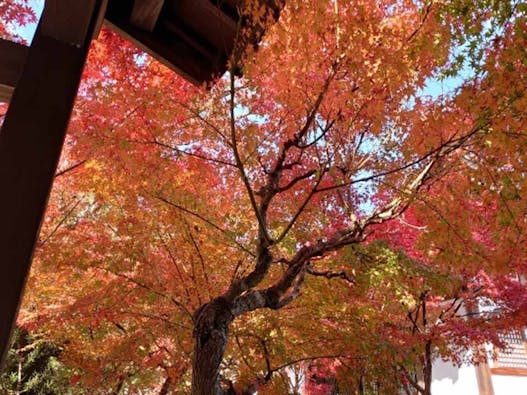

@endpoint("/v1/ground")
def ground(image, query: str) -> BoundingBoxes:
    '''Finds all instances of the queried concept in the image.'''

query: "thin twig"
[38,198,81,247]
[156,195,255,257]
[55,160,87,178]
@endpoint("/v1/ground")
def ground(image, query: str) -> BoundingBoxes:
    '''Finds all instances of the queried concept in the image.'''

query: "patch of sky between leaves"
[9,0,43,44]
[410,48,476,107]
[410,16,506,104]
[355,43,479,216]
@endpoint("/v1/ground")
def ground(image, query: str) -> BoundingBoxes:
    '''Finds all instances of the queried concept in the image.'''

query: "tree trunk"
[422,340,432,395]
[191,297,235,395]
[112,376,124,395]
[159,376,171,395]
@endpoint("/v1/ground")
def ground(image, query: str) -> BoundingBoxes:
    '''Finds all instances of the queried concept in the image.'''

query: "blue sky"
[13,0,43,43]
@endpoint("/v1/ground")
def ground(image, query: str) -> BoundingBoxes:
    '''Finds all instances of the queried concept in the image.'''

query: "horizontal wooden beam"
[160,19,216,62]
[105,0,284,85]
[105,19,215,85]
[0,39,28,102]
[210,0,284,20]
[490,367,527,376]
[130,0,165,32]
[167,0,237,53]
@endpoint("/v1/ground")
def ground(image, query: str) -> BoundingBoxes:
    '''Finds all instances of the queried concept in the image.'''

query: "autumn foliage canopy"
[2,0,527,393]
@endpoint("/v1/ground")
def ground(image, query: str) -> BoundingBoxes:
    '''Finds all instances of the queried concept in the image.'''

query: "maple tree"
[302,240,527,395]
[2,0,527,394]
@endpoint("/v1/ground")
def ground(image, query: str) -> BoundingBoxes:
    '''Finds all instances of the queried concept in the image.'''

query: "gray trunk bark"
[422,340,432,395]
[191,297,234,395]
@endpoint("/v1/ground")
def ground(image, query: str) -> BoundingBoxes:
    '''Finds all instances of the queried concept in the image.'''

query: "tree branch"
[229,70,270,244]
[55,160,87,178]
[156,195,255,257]
[275,168,327,243]
[148,138,236,167]
[306,265,355,284]
[316,123,486,194]
[38,198,81,247]
[399,364,425,394]
[92,265,194,321]
[276,169,317,193]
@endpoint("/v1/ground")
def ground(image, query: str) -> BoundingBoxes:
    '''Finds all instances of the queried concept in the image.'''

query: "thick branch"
[223,65,340,304]
[306,266,355,284]
[399,364,425,394]
[276,169,317,193]
[316,123,486,194]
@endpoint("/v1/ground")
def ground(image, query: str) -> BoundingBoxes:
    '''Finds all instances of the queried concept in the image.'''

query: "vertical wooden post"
[467,303,495,395]
[475,360,495,395]
[0,0,107,367]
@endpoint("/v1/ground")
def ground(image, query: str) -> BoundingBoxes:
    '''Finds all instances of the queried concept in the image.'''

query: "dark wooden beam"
[94,0,110,38]
[105,0,284,85]
[213,0,239,13]
[210,0,284,21]
[130,0,165,31]
[41,0,102,44]
[0,39,28,102]
[105,18,216,85]
[166,0,237,53]
[160,19,217,62]
[0,0,107,367]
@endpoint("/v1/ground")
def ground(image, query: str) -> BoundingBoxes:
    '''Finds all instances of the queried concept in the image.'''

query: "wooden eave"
[106,0,283,85]
[0,39,28,102]
[0,0,283,95]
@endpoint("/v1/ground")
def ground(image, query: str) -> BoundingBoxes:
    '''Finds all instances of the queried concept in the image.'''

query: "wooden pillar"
[468,303,495,395]
[475,360,495,395]
[0,0,107,367]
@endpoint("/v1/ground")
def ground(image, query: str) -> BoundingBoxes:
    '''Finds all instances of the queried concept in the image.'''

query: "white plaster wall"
[491,374,527,395]
[432,359,479,395]
[432,359,527,395]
